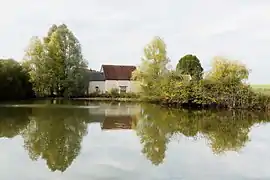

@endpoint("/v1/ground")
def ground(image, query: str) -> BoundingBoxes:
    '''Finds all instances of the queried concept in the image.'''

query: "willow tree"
[132,36,170,99]
[24,24,88,97]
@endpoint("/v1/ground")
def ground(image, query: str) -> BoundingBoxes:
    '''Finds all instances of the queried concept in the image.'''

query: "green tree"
[24,24,88,97]
[0,59,33,100]
[205,56,249,84]
[132,36,170,99]
[176,54,204,81]
[201,57,253,109]
[23,37,49,96]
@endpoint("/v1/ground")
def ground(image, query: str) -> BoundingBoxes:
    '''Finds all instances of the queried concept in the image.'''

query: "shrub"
[109,88,120,98]
[87,90,139,99]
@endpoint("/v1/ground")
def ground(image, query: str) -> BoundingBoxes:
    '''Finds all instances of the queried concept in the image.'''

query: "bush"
[109,88,120,98]
[87,90,139,99]
[137,56,270,110]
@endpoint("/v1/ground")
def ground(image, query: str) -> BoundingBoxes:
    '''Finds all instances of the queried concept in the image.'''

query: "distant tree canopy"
[23,24,88,97]
[134,37,270,110]
[176,54,203,81]
[0,59,34,100]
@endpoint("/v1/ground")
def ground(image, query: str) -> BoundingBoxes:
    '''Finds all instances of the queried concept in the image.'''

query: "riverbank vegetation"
[132,37,270,110]
[0,24,270,110]
[0,59,34,101]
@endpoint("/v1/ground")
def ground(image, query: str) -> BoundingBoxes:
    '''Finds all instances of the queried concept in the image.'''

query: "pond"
[0,100,270,180]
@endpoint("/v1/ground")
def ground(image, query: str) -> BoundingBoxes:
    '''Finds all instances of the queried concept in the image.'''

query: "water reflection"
[0,108,31,138]
[21,107,89,172]
[0,102,270,173]
[135,104,270,165]
[0,102,141,172]
[102,115,137,130]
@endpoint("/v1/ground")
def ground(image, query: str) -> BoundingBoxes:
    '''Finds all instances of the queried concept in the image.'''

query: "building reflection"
[102,115,137,130]
[87,102,140,130]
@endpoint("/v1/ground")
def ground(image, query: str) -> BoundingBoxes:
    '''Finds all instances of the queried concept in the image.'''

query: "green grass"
[251,84,270,95]
[251,84,270,88]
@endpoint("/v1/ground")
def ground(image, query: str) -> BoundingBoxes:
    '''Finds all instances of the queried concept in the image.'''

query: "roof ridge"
[102,64,136,67]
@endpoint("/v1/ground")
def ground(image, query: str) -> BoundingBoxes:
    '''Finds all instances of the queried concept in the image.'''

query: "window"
[119,86,127,93]
[95,86,100,93]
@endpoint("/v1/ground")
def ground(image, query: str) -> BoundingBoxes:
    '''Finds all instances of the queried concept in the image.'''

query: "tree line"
[0,24,89,101]
[132,36,270,110]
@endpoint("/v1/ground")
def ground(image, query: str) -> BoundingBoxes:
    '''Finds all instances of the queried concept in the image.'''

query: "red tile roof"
[101,65,136,80]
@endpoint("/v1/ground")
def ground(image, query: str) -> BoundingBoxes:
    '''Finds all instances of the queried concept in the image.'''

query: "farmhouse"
[88,65,140,93]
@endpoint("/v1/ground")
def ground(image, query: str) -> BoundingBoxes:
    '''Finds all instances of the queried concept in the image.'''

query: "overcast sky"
[0,0,269,83]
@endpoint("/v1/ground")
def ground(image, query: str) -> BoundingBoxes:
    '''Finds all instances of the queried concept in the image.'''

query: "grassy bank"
[251,84,270,95]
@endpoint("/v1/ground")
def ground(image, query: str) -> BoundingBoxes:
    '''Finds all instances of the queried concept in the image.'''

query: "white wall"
[105,105,141,116]
[105,80,140,93]
[89,81,105,93]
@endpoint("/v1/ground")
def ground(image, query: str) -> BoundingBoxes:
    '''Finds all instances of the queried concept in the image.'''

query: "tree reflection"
[0,107,31,138]
[22,107,89,172]
[135,104,270,165]
[135,106,178,165]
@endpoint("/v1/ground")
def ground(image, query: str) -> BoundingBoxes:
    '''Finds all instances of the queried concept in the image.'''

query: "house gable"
[101,65,136,80]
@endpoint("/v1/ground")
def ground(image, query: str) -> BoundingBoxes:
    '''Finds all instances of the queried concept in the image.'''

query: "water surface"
[0,100,270,179]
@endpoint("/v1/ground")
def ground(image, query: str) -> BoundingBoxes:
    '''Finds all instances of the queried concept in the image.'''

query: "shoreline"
[70,97,142,102]
[1,96,269,111]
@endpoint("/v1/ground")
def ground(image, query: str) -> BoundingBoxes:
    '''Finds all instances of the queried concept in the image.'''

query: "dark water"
[0,100,270,180]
